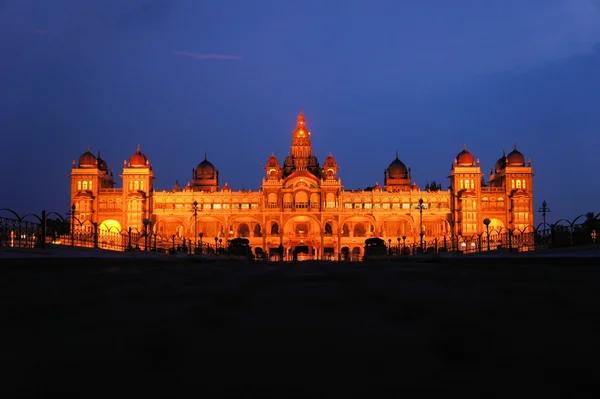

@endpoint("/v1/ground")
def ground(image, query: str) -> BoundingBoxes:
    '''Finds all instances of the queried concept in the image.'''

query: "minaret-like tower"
[448,145,483,236]
[290,111,312,170]
[121,144,154,231]
[70,145,106,225]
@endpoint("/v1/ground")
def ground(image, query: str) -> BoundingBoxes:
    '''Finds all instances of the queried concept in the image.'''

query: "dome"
[373,182,381,191]
[129,144,148,167]
[171,180,182,192]
[456,145,474,166]
[78,145,97,168]
[266,153,280,168]
[495,151,507,173]
[196,154,216,179]
[222,182,231,192]
[324,152,337,167]
[97,152,108,172]
[506,145,525,166]
[386,153,408,179]
[184,182,193,192]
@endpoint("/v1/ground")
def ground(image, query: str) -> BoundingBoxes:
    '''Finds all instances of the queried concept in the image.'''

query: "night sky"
[1,0,599,222]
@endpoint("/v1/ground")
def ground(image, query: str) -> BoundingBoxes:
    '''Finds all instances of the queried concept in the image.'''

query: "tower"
[121,144,154,231]
[448,145,483,235]
[70,145,113,225]
[283,111,321,178]
[489,144,534,231]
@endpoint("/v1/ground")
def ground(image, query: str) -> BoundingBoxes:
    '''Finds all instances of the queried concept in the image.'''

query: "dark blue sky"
[1,0,599,221]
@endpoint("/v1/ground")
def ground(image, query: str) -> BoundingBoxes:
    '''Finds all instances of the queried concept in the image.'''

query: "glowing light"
[99,219,122,233]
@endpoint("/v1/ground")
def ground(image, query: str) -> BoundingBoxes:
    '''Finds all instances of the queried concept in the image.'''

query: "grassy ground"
[2,257,600,396]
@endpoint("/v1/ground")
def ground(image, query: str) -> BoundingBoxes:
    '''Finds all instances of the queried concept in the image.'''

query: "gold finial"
[86,144,91,152]
[463,144,467,151]
[514,143,517,150]
[136,144,141,153]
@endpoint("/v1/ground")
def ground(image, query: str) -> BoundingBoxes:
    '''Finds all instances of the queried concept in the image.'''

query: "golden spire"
[136,144,141,153]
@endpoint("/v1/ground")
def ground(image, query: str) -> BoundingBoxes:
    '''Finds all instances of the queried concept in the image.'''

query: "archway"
[99,219,122,233]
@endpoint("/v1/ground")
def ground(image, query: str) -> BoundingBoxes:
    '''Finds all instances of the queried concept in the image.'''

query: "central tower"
[283,111,321,177]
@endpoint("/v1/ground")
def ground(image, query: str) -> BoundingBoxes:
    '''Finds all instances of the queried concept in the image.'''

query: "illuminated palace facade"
[70,112,534,258]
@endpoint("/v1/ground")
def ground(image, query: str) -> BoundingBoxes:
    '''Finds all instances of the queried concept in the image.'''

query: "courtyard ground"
[1,256,599,396]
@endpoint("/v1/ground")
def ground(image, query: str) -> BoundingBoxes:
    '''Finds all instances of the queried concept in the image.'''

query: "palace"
[70,112,535,259]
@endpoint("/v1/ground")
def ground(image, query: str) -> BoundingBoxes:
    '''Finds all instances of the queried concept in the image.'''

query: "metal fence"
[1,208,599,259]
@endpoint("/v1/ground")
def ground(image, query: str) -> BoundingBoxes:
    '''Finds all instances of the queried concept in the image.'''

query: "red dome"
[266,153,280,167]
[506,145,525,166]
[387,153,408,179]
[324,152,337,167]
[196,154,216,180]
[456,145,474,166]
[222,182,231,192]
[373,182,381,191]
[78,145,97,168]
[129,144,148,167]
[495,151,507,172]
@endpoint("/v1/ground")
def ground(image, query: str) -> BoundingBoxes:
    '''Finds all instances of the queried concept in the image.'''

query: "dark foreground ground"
[2,256,600,396]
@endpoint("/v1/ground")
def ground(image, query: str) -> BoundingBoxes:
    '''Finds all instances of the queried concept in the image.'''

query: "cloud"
[172,50,242,61]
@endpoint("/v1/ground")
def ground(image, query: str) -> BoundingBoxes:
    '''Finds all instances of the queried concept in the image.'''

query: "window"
[511,179,515,189]
[213,203,221,209]
[354,203,362,209]
[516,180,522,189]
[522,180,526,190]
[88,181,92,190]
[241,203,249,209]
[251,203,259,209]
[402,203,410,209]
[382,203,390,209]
[326,201,336,208]
[364,203,372,209]
[77,181,82,190]
[140,180,144,191]
[134,181,140,190]
[460,179,464,190]
[344,203,352,209]
[82,181,88,190]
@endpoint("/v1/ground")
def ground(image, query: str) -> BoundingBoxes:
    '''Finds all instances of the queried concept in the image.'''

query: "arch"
[196,216,224,238]
[99,219,122,233]
[487,218,504,230]
[324,222,333,235]
[570,214,586,226]
[379,215,414,237]
[46,212,67,222]
[353,222,367,237]
[267,193,278,203]
[270,221,280,235]
[0,208,22,221]
[238,223,250,237]
[295,191,308,203]
[326,192,336,203]
[20,213,43,223]
[281,215,323,236]
[253,223,262,237]
[155,216,187,237]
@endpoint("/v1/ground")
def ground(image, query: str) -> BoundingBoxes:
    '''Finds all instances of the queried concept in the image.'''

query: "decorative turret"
[192,153,219,192]
[265,153,282,180]
[322,152,339,180]
[383,151,411,191]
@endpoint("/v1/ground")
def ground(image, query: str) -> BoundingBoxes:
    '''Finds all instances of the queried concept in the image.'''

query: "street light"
[483,218,491,252]
[419,198,424,249]
[538,200,551,234]
[192,200,199,253]
[143,218,150,251]
[215,236,218,255]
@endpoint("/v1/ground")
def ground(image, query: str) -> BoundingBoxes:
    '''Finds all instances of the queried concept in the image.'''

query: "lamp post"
[483,218,491,252]
[215,236,218,255]
[388,238,392,255]
[538,200,551,234]
[402,235,406,253]
[192,200,199,253]
[199,232,203,254]
[418,198,424,249]
[396,237,400,254]
[143,218,150,251]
